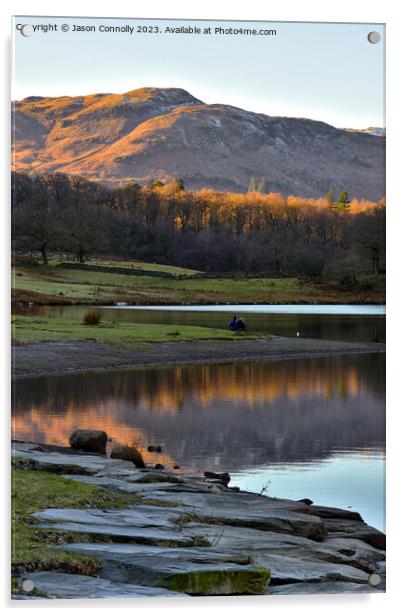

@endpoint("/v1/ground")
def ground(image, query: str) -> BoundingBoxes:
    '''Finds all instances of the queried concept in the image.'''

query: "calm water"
[47,304,386,343]
[12,352,385,531]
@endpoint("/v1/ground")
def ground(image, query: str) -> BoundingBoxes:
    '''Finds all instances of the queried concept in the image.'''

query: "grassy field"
[12,259,386,305]
[12,314,263,346]
[86,258,200,276]
[11,464,143,577]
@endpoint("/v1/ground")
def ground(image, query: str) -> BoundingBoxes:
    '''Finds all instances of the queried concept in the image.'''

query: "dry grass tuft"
[83,310,102,326]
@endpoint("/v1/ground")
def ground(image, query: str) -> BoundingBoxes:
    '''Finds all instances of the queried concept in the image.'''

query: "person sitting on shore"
[228,316,246,332]
[236,318,246,331]
[228,316,238,331]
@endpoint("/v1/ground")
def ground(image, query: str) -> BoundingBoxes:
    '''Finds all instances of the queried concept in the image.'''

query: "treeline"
[12,172,386,281]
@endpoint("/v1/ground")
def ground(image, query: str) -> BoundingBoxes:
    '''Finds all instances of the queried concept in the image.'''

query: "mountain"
[12,87,385,200]
[345,127,386,138]
[361,127,386,137]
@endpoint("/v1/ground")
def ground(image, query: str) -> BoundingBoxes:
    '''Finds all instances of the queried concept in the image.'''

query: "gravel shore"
[12,337,385,379]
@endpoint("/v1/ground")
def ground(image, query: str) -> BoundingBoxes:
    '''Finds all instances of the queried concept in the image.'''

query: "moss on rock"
[164,566,270,595]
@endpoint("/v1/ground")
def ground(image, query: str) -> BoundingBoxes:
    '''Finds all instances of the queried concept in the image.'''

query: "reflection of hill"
[12,354,385,472]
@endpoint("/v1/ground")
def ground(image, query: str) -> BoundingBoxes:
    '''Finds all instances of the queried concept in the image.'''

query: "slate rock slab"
[32,505,182,528]
[61,474,184,494]
[16,572,187,599]
[12,447,130,476]
[323,518,386,550]
[57,542,270,595]
[59,539,367,586]
[267,581,382,595]
[143,490,326,538]
[32,505,196,546]
[251,551,369,585]
[182,523,385,574]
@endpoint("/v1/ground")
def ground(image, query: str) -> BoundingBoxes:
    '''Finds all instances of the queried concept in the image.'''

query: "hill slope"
[12,87,385,199]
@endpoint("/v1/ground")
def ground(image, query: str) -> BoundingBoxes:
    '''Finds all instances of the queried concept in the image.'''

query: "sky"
[12,16,385,129]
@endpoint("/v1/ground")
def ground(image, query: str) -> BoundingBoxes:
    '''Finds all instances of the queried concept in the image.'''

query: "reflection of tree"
[12,354,385,471]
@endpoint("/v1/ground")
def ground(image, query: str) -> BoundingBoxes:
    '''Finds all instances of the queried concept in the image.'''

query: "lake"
[12,341,385,531]
[47,304,386,343]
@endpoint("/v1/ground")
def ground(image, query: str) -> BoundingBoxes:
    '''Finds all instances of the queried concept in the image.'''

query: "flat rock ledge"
[12,441,386,600]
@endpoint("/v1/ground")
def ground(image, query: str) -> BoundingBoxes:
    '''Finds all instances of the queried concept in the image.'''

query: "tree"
[62,178,110,262]
[337,190,351,215]
[257,176,266,194]
[248,176,256,193]
[11,170,386,279]
[350,205,386,275]
[326,185,336,210]
[149,178,165,189]
[173,179,185,192]
[13,175,63,264]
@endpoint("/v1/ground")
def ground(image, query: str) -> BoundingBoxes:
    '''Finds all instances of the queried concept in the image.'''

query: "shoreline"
[11,440,386,598]
[12,337,385,379]
[13,298,387,307]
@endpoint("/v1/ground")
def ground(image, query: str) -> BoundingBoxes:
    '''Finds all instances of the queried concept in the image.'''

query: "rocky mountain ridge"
[12,87,385,199]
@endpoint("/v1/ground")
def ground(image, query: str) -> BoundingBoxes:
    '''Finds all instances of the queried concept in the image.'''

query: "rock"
[135,472,182,484]
[144,490,327,539]
[13,441,386,599]
[12,447,117,475]
[323,519,386,549]
[61,537,367,587]
[69,429,107,455]
[32,505,182,530]
[250,551,369,585]
[298,498,313,505]
[33,504,194,546]
[61,474,182,494]
[307,505,363,521]
[147,445,162,453]
[267,581,382,595]
[204,471,231,485]
[110,445,145,468]
[339,549,356,557]
[173,465,181,469]
[62,543,270,595]
[21,572,187,599]
[181,524,379,584]
[162,566,270,595]
[154,463,165,470]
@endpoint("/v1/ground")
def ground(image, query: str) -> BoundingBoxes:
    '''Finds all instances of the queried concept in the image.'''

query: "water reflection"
[12,353,385,470]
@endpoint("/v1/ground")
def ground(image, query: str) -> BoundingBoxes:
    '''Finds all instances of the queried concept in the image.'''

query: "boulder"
[110,445,145,468]
[69,429,107,455]
[204,471,231,485]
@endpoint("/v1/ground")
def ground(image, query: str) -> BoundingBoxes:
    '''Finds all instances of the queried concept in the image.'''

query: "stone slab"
[16,571,187,599]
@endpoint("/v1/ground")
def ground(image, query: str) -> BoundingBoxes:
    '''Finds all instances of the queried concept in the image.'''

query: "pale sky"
[12,17,385,129]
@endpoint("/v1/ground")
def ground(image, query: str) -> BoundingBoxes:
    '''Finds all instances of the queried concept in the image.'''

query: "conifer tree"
[257,176,266,193]
[337,190,351,214]
[248,176,256,193]
[326,185,336,210]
